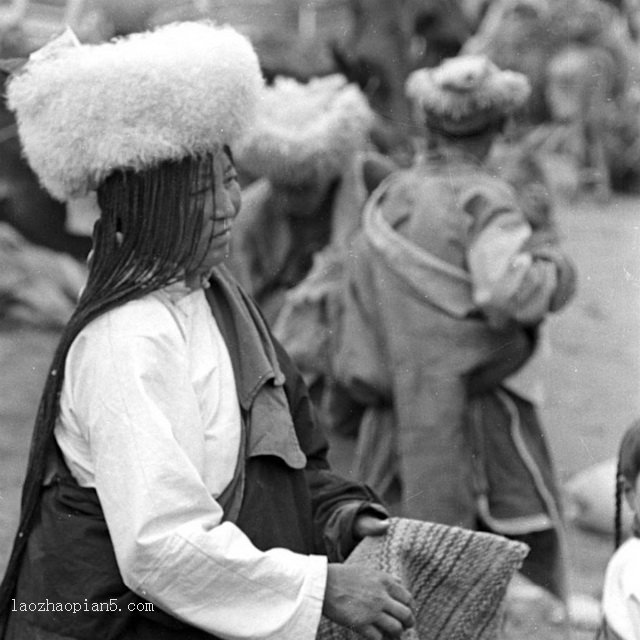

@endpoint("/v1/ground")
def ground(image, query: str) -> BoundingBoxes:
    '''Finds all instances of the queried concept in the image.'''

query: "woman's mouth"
[212,218,232,239]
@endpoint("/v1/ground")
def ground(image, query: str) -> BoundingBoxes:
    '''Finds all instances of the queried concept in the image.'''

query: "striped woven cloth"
[317,517,529,640]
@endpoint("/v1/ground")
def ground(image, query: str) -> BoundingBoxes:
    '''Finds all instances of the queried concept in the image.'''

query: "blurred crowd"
[0,0,639,328]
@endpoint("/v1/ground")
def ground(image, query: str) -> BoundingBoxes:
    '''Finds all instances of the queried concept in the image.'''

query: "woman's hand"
[323,564,415,640]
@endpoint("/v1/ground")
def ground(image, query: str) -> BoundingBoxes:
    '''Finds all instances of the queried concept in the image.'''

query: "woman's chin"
[204,243,231,269]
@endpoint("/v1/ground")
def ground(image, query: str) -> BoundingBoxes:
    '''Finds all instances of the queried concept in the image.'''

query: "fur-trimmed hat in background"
[7,22,263,201]
[406,55,531,137]
[235,74,374,186]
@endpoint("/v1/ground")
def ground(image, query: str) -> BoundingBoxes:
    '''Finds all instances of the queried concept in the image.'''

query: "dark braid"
[0,152,218,625]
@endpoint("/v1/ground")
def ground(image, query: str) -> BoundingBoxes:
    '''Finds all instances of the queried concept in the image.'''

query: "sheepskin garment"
[317,517,529,640]
[7,22,263,200]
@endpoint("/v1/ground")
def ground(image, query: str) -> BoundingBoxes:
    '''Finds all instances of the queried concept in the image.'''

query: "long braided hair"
[0,150,221,623]
[614,419,640,548]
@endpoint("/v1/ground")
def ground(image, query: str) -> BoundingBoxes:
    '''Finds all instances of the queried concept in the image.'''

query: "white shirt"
[53,285,327,640]
[603,537,640,640]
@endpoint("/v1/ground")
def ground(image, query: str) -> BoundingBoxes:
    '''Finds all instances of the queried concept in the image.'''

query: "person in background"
[0,23,414,640]
[335,54,577,599]
[598,420,640,640]
[228,74,376,324]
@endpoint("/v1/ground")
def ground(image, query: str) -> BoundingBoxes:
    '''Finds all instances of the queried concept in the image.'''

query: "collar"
[205,265,285,411]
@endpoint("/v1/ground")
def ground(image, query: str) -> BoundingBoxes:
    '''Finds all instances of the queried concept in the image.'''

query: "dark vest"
[2,268,337,640]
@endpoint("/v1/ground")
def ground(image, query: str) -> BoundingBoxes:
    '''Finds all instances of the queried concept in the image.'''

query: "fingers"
[375,611,408,638]
[359,624,383,640]
[385,576,413,608]
[384,598,415,631]
[382,576,415,632]
[360,610,412,640]
[376,575,415,634]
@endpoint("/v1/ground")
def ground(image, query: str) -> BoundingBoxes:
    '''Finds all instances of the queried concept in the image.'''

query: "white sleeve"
[65,306,327,640]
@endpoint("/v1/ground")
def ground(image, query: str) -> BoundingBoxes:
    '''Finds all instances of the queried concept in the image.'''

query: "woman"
[0,23,414,640]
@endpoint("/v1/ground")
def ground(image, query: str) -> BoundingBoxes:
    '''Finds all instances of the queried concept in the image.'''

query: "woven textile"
[317,517,529,640]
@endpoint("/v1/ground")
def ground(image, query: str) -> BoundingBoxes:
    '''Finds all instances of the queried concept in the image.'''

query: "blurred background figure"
[330,0,473,164]
[227,74,390,430]
[464,0,640,200]
[334,55,577,599]
[228,74,375,323]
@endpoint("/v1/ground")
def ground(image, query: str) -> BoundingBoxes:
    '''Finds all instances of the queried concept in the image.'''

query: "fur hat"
[7,22,263,201]
[235,74,375,186]
[406,55,531,137]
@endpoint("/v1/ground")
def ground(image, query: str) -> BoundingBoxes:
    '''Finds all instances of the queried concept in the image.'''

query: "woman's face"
[189,150,241,278]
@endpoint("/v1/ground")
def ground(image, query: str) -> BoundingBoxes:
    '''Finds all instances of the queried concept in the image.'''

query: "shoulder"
[86,293,179,335]
[69,293,187,367]
[374,168,440,226]
[382,164,515,201]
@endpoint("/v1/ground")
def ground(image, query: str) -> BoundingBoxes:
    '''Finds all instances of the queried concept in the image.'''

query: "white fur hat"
[235,74,374,186]
[7,22,263,201]
[406,55,530,136]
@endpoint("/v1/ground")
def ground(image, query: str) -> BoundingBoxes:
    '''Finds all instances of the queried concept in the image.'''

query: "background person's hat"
[7,22,263,201]
[235,74,374,186]
[406,55,531,137]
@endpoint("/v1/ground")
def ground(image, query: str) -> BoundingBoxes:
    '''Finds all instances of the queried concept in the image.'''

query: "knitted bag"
[317,517,529,640]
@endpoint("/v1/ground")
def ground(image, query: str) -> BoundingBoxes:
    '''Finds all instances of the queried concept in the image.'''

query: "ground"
[0,192,638,638]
